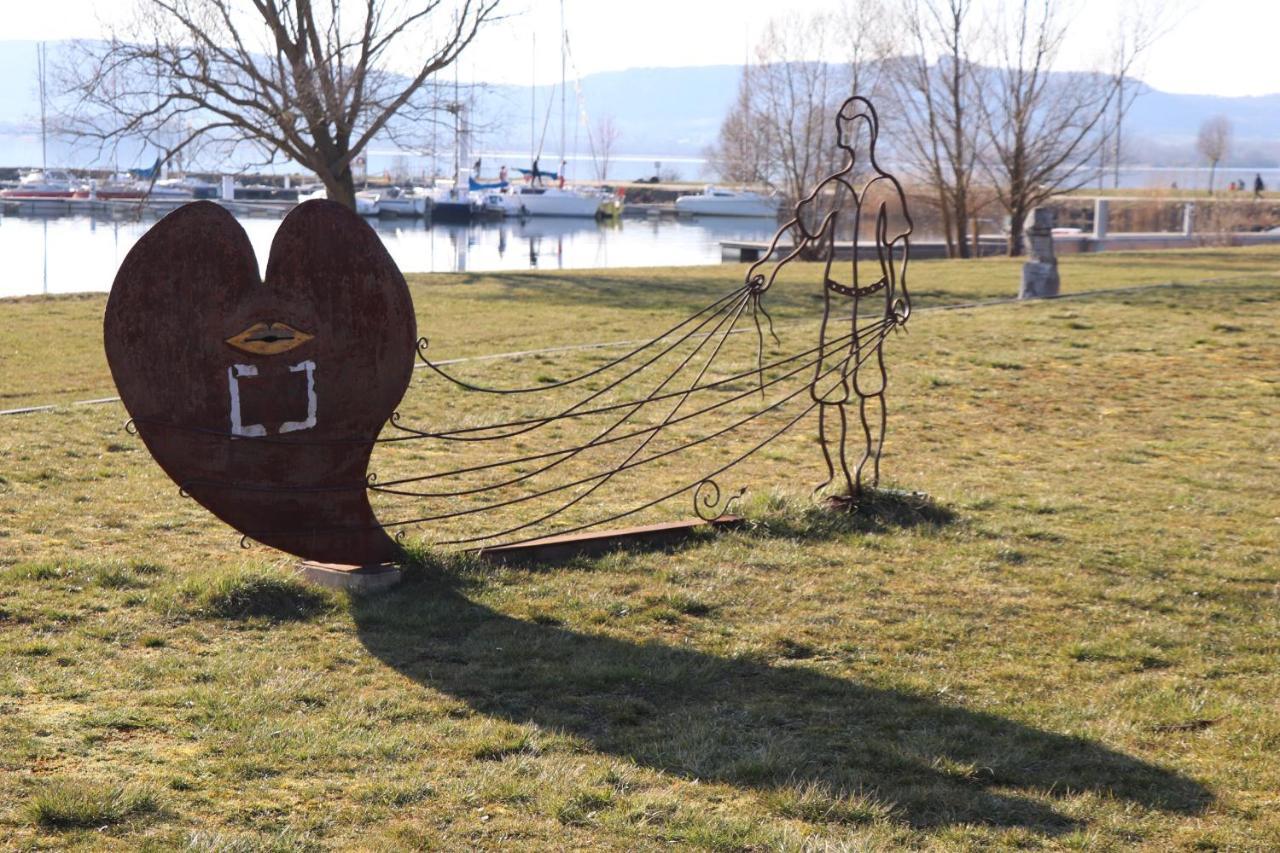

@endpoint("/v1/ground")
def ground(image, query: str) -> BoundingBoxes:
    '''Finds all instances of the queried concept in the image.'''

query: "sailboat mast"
[37,42,47,171]
[453,62,460,183]
[531,34,536,165]
[559,0,566,172]
[430,76,437,181]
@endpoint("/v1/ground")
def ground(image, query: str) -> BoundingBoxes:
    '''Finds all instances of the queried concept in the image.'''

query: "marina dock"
[720,231,1280,263]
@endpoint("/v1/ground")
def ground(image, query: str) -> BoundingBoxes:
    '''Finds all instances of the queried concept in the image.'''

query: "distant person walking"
[1255,173,1265,198]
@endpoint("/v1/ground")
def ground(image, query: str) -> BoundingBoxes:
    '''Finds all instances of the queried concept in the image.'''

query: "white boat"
[156,176,219,199]
[301,186,381,216]
[675,187,781,218]
[143,182,196,201]
[353,190,384,216]
[430,184,482,222]
[514,185,610,218]
[368,186,429,217]
[75,177,195,202]
[483,188,523,217]
[0,169,75,199]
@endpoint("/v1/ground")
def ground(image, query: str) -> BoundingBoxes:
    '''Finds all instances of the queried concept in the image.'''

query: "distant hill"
[1,40,1277,168]
[478,65,746,155]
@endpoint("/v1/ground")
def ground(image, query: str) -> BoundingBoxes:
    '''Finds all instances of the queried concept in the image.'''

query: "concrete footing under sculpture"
[297,561,403,592]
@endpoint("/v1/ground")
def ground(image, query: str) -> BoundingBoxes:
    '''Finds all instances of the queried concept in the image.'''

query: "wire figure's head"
[835,96,878,156]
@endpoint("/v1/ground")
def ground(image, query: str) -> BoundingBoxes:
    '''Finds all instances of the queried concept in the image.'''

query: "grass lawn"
[0,246,1278,849]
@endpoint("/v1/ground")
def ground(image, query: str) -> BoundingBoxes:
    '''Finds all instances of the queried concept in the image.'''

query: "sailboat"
[430,73,485,222]
[510,4,613,219]
[0,44,75,201]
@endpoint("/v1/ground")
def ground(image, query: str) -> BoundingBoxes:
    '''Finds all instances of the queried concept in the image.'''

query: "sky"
[6,0,1279,97]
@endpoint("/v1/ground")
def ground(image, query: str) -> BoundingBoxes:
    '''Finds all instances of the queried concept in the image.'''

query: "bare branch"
[58,0,502,210]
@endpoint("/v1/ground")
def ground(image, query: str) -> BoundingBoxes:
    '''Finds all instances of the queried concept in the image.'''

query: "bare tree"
[888,0,981,258]
[978,0,1142,255]
[60,0,500,209]
[835,0,891,104]
[703,69,772,186]
[1197,115,1232,195]
[706,9,888,201]
[1103,0,1183,189]
[745,14,845,201]
[591,114,621,181]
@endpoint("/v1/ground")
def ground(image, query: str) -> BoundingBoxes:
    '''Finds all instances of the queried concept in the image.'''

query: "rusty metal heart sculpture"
[104,200,416,564]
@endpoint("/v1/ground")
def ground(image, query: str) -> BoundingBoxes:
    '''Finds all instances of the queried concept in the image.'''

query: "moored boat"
[675,186,781,218]
[299,186,383,216]
[515,185,613,218]
[430,184,482,222]
[0,170,75,199]
[156,176,219,199]
[353,190,382,216]
[368,186,429,217]
[73,178,195,201]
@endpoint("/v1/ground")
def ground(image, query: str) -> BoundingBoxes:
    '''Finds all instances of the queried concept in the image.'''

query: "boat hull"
[376,197,428,216]
[431,201,478,222]
[675,197,780,218]
[517,189,602,218]
[0,189,75,199]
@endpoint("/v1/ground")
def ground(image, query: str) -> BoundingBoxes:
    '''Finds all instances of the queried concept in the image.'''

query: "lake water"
[0,210,782,298]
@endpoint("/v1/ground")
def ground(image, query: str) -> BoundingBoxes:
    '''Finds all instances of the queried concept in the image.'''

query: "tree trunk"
[321,169,357,211]
[1007,205,1027,256]
[1208,160,1217,195]
[952,187,970,258]
[938,192,955,258]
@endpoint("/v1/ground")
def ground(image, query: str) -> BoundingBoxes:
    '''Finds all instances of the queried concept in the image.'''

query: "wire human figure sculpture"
[744,96,913,502]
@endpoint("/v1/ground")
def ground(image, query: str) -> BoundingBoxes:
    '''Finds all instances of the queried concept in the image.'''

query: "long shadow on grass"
[352,563,1210,833]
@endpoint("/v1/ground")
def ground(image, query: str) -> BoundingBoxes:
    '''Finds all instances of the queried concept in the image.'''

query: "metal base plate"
[479,516,743,565]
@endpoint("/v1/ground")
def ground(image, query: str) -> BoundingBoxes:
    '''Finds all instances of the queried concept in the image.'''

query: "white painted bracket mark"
[279,360,317,434]
[228,364,267,437]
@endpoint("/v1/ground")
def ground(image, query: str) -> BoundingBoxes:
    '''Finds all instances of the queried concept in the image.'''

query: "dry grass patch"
[0,256,1276,848]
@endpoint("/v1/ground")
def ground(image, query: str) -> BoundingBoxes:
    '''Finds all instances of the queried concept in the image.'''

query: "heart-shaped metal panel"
[104,200,416,564]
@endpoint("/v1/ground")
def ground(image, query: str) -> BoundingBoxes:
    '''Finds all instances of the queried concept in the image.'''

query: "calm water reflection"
[0,210,782,298]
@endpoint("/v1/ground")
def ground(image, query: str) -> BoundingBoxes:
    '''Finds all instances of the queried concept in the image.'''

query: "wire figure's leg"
[835,400,856,498]
[873,391,887,487]
[814,403,837,496]
[853,391,885,495]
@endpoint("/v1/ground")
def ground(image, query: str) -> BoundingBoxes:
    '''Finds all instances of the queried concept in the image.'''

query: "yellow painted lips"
[225,321,314,355]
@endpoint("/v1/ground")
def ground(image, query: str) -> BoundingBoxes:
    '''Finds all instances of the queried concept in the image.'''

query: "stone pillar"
[1020,207,1060,299]
[1182,202,1195,236]
[1093,198,1110,240]
[220,175,235,201]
